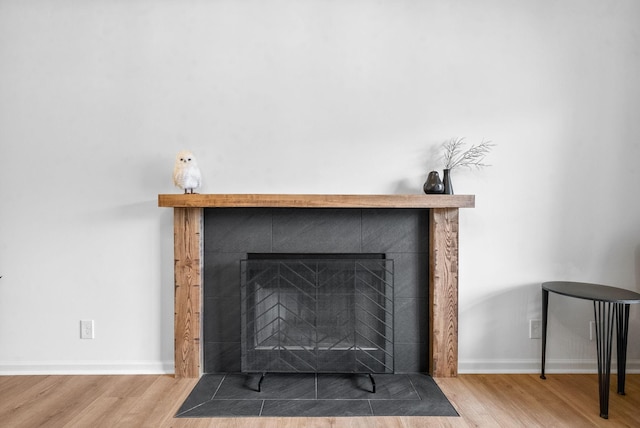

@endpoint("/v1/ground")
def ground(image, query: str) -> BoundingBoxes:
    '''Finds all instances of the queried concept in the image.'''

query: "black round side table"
[540,281,640,419]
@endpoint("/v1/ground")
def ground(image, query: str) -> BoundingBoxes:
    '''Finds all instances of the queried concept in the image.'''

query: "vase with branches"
[441,137,495,194]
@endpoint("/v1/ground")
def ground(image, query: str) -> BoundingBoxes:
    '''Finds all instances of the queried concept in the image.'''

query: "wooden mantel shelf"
[158,193,475,209]
[160,193,474,379]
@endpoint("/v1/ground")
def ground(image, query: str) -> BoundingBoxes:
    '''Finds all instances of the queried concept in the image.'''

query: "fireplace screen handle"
[368,373,376,393]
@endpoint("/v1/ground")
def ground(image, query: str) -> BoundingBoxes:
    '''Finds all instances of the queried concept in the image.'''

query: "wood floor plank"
[1,376,107,427]
[0,374,638,427]
[112,376,197,427]
[100,374,161,398]
[435,377,498,427]
[63,397,135,428]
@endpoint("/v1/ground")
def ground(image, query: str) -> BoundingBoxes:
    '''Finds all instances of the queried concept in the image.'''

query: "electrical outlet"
[529,319,541,339]
[590,321,596,341]
[80,320,94,339]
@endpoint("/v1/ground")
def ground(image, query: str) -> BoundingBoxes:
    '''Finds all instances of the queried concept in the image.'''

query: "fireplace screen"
[240,255,394,374]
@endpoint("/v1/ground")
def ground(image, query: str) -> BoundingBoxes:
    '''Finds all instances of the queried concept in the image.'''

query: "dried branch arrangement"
[442,137,495,170]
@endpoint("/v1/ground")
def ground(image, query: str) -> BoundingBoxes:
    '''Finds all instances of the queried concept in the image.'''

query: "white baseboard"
[0,361,175,375]
[3,359,639,376]
[459,359,640,374]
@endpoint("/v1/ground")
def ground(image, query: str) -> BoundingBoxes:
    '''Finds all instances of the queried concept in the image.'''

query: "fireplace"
[158,193,475,378]
[241,253,394,375]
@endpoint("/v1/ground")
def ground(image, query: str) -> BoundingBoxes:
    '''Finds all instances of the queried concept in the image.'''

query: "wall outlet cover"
[80,320,94,339]
[529,319,541,339]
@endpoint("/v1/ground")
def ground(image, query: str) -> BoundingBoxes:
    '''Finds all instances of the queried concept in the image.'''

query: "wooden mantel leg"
[429,208,459,377]
[173,207,203,378]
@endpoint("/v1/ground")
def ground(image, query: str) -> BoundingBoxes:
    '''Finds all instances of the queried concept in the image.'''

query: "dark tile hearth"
[176,373,458,418]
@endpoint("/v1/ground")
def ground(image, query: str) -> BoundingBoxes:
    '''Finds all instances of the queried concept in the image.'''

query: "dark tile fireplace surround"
[204,208,429,373]
[160,193,474,379]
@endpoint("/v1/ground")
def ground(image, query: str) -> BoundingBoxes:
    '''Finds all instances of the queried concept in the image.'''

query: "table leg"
[593,301,616,419]
[540,289,549,380]
[616,304,630,395]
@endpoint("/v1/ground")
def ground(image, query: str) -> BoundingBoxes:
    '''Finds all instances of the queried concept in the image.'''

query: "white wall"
[1,0,639,374]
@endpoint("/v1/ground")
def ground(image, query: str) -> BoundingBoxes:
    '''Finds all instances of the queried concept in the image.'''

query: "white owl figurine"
[173,150,202,194]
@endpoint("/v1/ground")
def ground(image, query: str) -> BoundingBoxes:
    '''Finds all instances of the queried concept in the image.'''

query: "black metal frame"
[541,288,634,419]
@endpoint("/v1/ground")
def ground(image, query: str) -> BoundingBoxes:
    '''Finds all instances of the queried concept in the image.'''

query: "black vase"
[423,171,445,194]
[443,169,453,194]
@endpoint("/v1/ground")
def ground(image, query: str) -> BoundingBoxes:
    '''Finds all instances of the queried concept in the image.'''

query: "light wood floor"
[0,374,638,427]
